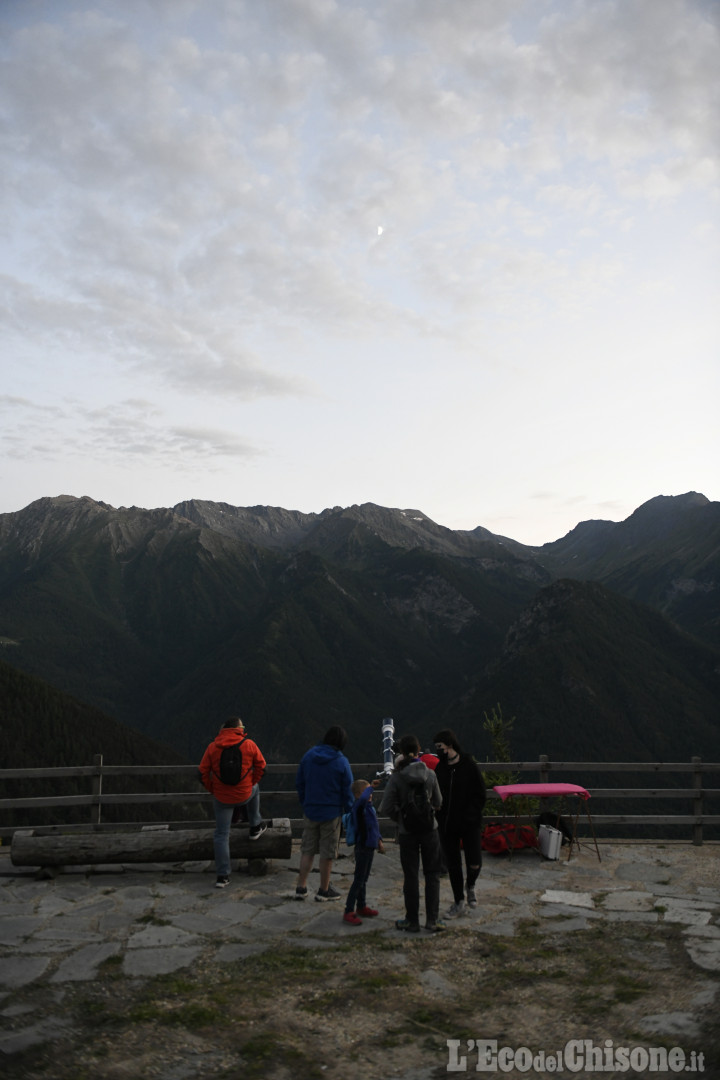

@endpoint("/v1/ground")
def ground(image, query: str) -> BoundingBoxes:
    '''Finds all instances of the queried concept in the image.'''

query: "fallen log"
[10,818,292,867]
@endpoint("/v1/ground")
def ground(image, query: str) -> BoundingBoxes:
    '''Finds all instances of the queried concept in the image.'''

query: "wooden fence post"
[539,754,550,784]
[692,756,703,847]
[91,754,103,826]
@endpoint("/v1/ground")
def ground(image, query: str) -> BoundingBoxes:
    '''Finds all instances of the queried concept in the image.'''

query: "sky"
[1,0,718,546]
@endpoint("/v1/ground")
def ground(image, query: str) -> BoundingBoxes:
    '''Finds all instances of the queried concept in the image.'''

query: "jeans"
[213,785,261,877]
[345,846,375,913]
[398,829,442,926]
[440,823,482,903]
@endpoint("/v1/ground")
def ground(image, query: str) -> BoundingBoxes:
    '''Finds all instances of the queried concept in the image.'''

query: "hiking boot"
[315,885,341,902]
[395,918,421,933]
[343,911,363,925]
[356,906,378,917]
[466,888,478,908]
[425,920,447,933]
[215,876,230,888]
[294,885,308,901]
[249,821,267,840]
[445,900,465,918]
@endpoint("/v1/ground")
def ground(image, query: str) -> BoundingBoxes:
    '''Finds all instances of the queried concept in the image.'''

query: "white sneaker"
[446,899,465,918]
[467,888,477,908]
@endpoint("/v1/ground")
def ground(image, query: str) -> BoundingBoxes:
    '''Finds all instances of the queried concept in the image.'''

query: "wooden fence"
[1,756,719,845]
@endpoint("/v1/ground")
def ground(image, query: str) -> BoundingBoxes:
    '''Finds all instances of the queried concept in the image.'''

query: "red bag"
[481,823,538,854]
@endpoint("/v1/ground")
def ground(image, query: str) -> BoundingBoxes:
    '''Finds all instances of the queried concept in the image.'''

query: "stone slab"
[0,955,51,988]
[251,908,312,932]
[122,945,203,977]
[540,889,595,908]
[690,984,718,1007]
[479,919,524,936]
[169,912,243,934]
[654,895,719,911]
[35,928,104,943]
[682,924,720,938]
[660,907,712,926]
[208,900,259,924]
[126,925,200,948]
[0,916,43,945]
[601,890,654,911]
[637,1012,703,1039]
[0,1018,70,1056]
[684,939,720,973]
[50,941,122,982]
[419,969,455,997]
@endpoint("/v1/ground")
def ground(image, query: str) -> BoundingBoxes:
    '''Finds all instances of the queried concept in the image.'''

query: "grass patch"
[237,1033,325,1080]
[252,946,331,976]
[98,953,123,968]
[3,911,713,1080]
[613,974,651,1003]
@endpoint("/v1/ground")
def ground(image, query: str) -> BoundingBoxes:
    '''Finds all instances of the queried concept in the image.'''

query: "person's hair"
[352,779,370,798]
[433,728,462,754]
[323,725,348,751]
[223,717,244,729]
[396,734,421,768]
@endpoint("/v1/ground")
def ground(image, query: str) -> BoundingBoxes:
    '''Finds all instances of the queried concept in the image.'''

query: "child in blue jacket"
[343,779,384,925]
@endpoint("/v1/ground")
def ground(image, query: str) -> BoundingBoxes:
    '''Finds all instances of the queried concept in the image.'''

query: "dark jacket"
[435,753,486,832]
[296,742,354,822]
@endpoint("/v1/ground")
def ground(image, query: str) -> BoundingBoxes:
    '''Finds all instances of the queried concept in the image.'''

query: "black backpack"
[400,777,435,834]
[218,737,249,786]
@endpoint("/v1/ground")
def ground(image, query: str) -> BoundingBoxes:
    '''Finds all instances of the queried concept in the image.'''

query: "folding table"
[492,782,601,862]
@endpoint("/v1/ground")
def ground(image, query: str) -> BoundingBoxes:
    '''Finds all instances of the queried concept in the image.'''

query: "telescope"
[378,717,395,777]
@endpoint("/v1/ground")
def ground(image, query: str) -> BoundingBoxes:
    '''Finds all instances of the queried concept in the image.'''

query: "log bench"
[10,818,293,877]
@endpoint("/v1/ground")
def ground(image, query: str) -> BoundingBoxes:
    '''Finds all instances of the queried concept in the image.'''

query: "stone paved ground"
[1,838,719,1074]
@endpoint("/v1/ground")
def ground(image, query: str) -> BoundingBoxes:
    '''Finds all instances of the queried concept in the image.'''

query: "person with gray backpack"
[379,734,445,933]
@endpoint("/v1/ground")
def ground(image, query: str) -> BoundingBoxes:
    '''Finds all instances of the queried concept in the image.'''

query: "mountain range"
[0,491,718,766]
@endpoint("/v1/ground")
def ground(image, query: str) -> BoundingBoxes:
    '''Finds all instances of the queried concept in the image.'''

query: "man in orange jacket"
[199,717,267,888]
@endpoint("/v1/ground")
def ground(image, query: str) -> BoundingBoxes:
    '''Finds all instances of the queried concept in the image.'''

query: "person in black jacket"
[433,728,486,918]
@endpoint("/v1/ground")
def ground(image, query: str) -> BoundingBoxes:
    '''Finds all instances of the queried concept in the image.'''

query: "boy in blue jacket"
[343,779,385,925]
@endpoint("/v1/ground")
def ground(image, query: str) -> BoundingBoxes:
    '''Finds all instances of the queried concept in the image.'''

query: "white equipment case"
[538,824,562,860]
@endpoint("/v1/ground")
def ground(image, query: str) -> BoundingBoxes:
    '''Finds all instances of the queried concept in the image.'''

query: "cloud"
[0,0,717,532]
[0,394,261,466]
[2,0,717,372]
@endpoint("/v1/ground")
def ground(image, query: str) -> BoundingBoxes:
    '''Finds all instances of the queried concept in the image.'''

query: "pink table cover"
[493,783,590,801]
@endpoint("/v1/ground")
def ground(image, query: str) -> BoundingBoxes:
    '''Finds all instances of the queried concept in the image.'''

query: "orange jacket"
[198,728,266,805]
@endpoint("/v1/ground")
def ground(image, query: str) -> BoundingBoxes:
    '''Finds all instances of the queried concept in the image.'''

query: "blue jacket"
[296,742,354,822]
[351,785,381,849]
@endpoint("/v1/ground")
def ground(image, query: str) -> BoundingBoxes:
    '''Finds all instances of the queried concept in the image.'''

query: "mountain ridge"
[0,491,717,765]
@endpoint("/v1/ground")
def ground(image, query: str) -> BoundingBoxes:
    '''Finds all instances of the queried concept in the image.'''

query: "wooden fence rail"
[1,756,719,844]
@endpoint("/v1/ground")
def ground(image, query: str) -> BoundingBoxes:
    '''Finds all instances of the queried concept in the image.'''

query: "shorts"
[300,815,341,860]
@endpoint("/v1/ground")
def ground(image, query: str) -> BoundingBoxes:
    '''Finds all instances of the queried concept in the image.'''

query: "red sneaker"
[343,911,363,925]
[357,906,378,917]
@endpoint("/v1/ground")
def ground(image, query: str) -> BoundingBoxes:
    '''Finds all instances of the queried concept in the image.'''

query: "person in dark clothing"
[433,728,486,917]
[380,734,446,933]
